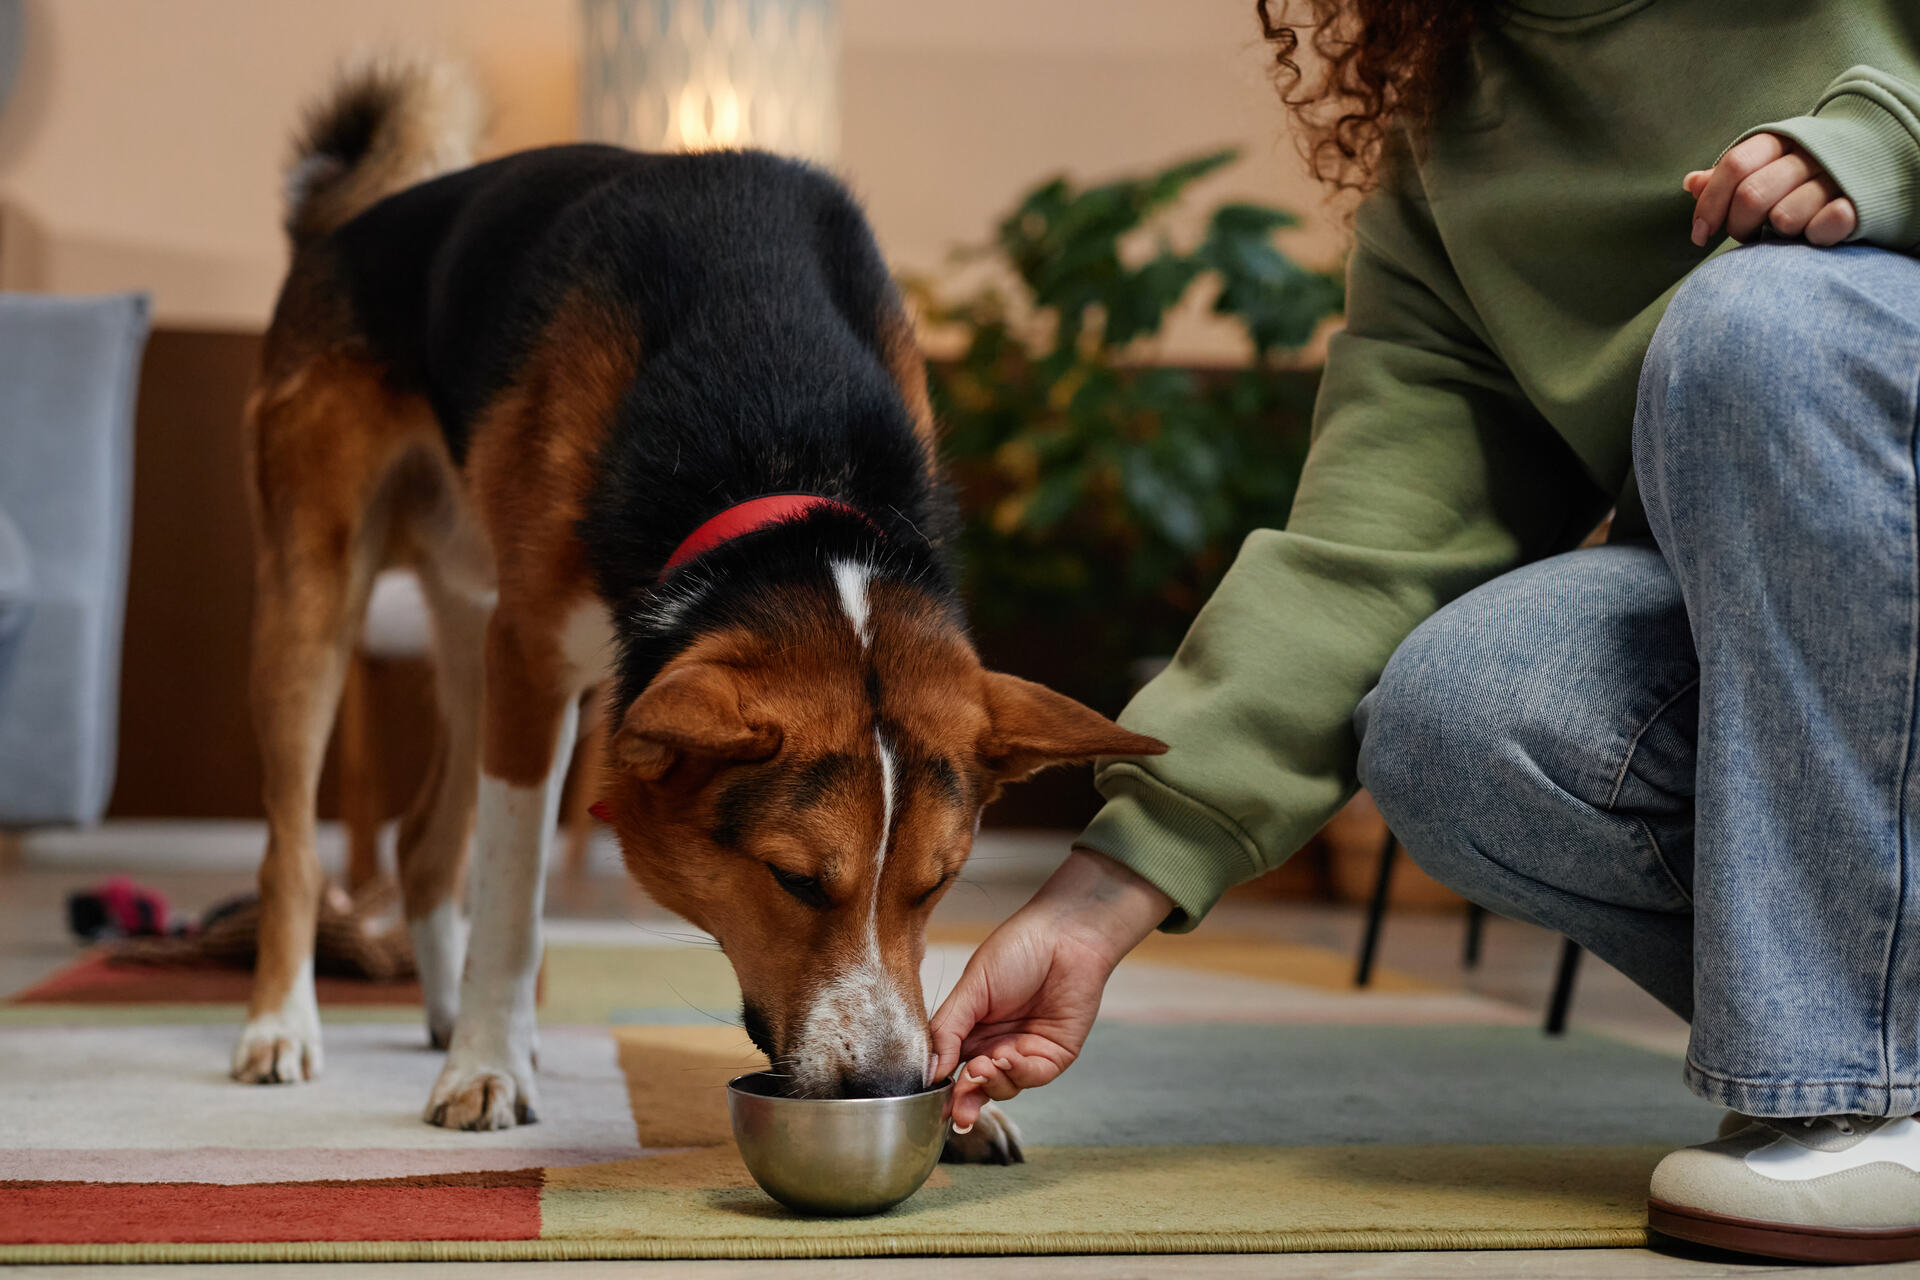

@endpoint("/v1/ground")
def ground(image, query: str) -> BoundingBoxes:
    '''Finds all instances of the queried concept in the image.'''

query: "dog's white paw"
[942,1101,1024,1165]
[231,1009,323,1084]
[425,1043,539,1130]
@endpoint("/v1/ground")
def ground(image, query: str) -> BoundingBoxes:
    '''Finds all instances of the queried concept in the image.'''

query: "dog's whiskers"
[656,975,740,1030]
[622,916,722,950]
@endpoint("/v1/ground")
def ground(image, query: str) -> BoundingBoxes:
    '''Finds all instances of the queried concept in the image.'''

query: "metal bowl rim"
[726,1070,953,1106]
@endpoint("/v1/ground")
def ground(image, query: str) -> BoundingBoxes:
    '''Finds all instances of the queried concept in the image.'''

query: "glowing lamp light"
[580,0,839,162]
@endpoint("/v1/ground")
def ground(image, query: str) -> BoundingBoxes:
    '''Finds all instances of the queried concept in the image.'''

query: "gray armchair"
[0,503,27,697]
[0,292,150,826]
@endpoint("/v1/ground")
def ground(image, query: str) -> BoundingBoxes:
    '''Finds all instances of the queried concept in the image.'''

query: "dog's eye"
[768,864,830,909]
[913,870,956,908]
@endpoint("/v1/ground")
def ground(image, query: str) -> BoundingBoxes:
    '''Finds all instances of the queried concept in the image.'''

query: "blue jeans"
[1356,243,1920,1118]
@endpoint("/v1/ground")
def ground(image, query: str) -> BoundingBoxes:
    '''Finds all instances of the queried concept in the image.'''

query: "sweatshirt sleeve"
[1074,179,1608,932]
[1736,66,1920,251]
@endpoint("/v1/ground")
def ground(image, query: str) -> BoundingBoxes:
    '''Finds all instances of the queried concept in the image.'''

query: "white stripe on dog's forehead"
[858,732,897,1008]
[863,728,898,958]
[873,729,895,880]
[784,725,922,1097]
[831,559,872,648]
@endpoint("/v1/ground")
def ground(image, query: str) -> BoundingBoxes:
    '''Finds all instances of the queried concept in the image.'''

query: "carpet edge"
[0,1227,1652,1263]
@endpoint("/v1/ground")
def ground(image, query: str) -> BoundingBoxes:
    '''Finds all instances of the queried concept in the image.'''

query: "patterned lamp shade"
[580,0,839,162]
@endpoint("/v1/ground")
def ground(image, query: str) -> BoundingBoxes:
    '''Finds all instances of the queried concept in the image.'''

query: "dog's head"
[596,561,1164,1098]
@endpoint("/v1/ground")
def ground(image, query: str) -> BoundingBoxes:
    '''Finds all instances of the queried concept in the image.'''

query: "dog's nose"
[835,1065,926,1099]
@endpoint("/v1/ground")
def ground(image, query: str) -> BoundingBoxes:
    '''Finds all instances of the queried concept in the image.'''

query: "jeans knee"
[1635,244,1852,512]
[1361,650,1575,924]
[1355,646,1442,832]
[1356,621,1499,896]
[1645,244,1840,393]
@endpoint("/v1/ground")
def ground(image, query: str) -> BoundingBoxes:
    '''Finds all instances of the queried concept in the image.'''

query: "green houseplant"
[914,148,1344,724]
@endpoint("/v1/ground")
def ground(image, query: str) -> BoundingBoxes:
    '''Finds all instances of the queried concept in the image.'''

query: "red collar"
[663,493,871,572]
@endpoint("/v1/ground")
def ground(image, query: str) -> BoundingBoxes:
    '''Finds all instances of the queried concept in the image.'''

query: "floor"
[0,1253,1899,1280]
[3,822,1910,1278]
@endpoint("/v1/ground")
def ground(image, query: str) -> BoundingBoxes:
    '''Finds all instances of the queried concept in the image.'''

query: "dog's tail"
[283,53,483,245]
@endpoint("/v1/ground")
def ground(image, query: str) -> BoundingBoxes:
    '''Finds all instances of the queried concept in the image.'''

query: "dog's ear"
[977,671,1166,784]
[614,662,781,782]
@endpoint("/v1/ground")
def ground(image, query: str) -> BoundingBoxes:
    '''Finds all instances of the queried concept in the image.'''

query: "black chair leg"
[1463,901,1487,970]
[1544,937,1583,1035]
[1353,830,1398,988]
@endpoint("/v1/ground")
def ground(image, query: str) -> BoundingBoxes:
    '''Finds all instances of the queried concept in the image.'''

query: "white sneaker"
[1650,1114,1920,1262]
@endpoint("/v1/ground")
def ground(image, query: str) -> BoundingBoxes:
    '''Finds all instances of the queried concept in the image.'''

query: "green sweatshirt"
[1079,0,1920,931]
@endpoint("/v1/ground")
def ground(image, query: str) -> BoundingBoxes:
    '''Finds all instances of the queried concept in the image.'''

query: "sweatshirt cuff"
[1076,762,1264,934]
[1739,85,1920,250]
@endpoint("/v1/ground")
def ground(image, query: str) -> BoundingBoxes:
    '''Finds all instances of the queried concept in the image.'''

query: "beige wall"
[0,0,1341,360]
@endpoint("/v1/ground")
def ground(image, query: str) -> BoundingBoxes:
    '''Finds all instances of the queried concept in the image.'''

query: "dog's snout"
[836,1064,927,1099]
[784,966,930,1099]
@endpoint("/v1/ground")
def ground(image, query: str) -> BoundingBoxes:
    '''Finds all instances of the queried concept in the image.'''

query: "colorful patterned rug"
[0,920,1718,1262]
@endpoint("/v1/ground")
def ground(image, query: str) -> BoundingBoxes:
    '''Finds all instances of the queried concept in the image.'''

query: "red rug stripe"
[9,952,420,1006]
[0,1183,542,1244]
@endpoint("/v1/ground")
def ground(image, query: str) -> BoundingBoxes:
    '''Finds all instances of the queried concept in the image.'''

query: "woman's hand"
[1685,132,1857,247]
[929,847,1173,1132]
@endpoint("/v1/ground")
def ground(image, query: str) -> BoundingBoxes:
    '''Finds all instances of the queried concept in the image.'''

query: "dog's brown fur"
[236,59,1163,1147]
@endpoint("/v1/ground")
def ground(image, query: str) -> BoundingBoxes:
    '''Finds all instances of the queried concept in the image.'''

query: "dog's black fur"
[319,144,961,704]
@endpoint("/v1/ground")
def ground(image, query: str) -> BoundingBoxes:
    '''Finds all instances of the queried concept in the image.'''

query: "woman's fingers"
[1806,195,1859,247]
[1687,138,1855,248]
[927,1017,966,1087]
[1691,132,1786,245]
[1724,152,1817,242]
[989,1040,1070,1087]
[966,1055,1024,1102]
[949,1060,1016,1131]
[950,1068,990,1131]
[947,1045,1071,1131]
[1765,178,1827,237]
[927,961,993,1083]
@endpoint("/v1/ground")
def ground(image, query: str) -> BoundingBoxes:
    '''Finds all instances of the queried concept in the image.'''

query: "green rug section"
[538,1142,1666,1253]
[1011,1024,1720,1148]
[543,943,742,1024]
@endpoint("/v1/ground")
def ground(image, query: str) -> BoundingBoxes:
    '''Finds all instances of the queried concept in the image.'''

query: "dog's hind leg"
[395,564,488,1050]
[232,360,419,1084]
[235,560,366,1083]
[234,495,376,1077]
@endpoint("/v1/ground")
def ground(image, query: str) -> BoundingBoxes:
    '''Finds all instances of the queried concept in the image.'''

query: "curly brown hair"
[1256,0,1488,193]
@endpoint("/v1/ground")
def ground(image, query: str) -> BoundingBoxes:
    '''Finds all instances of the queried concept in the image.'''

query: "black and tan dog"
[234,58,1163,1158]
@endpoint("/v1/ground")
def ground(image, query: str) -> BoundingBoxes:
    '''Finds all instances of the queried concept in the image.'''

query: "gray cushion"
[0,291,149,825]
[0,502,29,703]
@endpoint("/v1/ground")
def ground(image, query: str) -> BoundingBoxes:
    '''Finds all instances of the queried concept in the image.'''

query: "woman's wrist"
[1028,846,1175,968]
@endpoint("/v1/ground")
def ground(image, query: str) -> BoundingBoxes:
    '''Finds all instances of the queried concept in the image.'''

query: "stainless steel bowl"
[726,1071,952,1216]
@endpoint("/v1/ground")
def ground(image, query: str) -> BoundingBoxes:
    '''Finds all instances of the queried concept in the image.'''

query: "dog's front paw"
[231,1010,323,1084]
[942,1101,1023,1165]
[425,1045,538,1130]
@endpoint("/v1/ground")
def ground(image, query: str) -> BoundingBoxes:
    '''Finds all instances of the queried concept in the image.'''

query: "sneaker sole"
[1650,1198,1920,1263]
